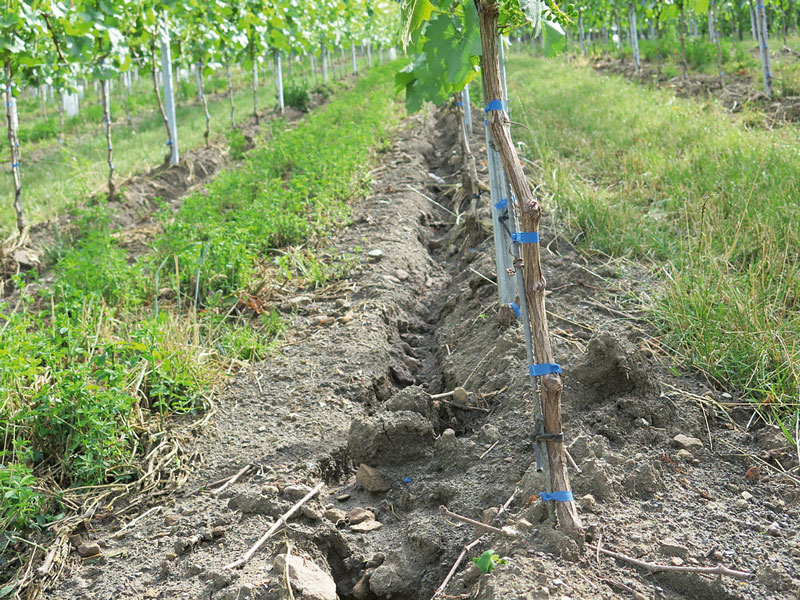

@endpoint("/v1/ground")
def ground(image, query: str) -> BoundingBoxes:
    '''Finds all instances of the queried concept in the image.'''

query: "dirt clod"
[348,411,434,465]
[76,542,101,558]
[355,464,390,493]
[571,332,652,400]
[672,434,704,452]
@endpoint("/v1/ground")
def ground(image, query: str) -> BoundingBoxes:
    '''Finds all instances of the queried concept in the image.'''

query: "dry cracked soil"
[39,106,799,600]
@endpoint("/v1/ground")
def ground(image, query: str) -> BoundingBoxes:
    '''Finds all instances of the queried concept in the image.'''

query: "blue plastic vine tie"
[484,99,504,112]
[456,101,463,106]
[511,232,539,244]
[11,163,19,168]
[539,491,574,502]
[494,198,508,211]
[529,363,562,377]
[508,302,521,318]
[166,139,172,146]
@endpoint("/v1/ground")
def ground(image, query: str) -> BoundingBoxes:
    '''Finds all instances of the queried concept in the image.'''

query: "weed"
[226,128,249,160]
[284,81,311,112]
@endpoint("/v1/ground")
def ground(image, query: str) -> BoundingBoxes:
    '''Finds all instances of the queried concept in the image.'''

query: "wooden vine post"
[476,0,582,534]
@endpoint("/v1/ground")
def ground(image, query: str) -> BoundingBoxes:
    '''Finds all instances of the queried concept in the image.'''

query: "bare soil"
[28,106,800,600]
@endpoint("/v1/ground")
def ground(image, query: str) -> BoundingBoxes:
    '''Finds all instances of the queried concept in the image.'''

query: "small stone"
[324,508,346,523]
[741,491,753,502]
[637,418,649,428]
[670,557,684,566]
[350,519,383,532]
[671,434,703,452]
[211,526,226,538]
[77,542,102,558]
[395,269,409,281]
[288,295,312,308]
[720,392,732,399]
[451,387,469,406]
[365,553,385,568]
[312,315,335,326]
[579,494,597,511]
[283,484,313,499]
[659,540,689,558]
[336,494,351,502]
[164,514,181,526]
[301,504,324,521]
[356,464,390,493]
[165,552,177,561]
[347,508,375,525]
[767,522,781,537]
[274,554,337,600]
[261,485,279,495]
[675,449,693,461]
[735,499,749,510]
[368,249,384,260]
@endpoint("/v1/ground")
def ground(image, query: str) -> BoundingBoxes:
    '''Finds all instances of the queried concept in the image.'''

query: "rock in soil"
[672,433,704,452]
[274,553,337,600]
[355,464,391,493]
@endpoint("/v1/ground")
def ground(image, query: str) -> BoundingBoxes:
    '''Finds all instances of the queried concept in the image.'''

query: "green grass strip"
[0,64,401,531]
[507,56,799,426]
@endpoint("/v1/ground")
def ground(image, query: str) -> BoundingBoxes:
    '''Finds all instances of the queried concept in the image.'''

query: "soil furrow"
[40,106,799,600]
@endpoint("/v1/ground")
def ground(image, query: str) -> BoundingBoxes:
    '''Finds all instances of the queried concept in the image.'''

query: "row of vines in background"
[556,0,792,96]
[1,0,400,236]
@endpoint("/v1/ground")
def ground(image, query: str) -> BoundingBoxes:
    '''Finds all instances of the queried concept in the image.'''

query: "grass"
[0,53,372,236]
[506,55,799,431]
[0,61,401,535]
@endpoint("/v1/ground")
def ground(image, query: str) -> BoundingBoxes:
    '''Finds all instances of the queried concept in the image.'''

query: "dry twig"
[224,482,324,569]
[594,543,751,579]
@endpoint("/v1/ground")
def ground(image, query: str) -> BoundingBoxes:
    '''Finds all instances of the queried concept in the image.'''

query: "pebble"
[659,540,689,558]
[675,449,694,461]
[578,494,597,511]
[77,542,102,558]
[735,499,749,510]
[671,434,704,452]
[164,514,181,526]
[324,508,347,523]
[288,295,312,308]
[741,491,754,501]
[283,484,313,499]
[356,463,390,493]
[670,557,684,566]
[767,522,781,537]
[368,249,384,260]
[350,519,382,532]
[301,504,324,521]
[395,269,409,280]
[336,494,351,502]
[347,508,376,525]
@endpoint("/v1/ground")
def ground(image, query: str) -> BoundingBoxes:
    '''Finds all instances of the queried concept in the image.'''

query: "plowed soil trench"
[44,109,799,600]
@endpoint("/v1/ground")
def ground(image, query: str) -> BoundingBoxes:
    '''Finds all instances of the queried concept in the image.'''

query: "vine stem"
[476,0,582,534]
